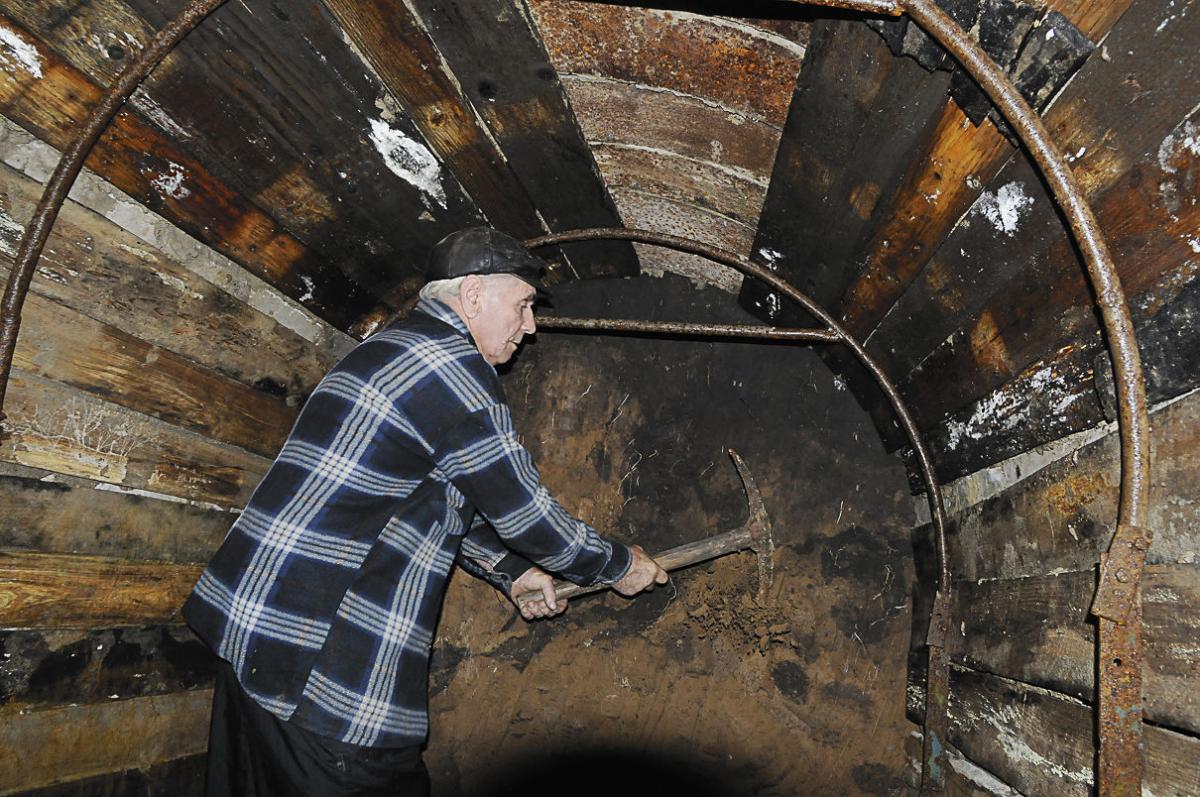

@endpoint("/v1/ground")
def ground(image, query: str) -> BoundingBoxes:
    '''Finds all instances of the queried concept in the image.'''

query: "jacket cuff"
[494,552,535,585]
[594,542,633,585]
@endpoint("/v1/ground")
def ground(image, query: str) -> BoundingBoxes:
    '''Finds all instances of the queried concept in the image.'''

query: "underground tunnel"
[0,0,1197,795]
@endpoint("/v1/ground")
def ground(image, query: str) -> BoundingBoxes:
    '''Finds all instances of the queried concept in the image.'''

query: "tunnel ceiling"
[1,0,1198,486]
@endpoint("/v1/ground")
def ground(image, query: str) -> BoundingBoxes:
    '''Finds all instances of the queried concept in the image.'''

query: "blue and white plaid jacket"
[183,298,632,747]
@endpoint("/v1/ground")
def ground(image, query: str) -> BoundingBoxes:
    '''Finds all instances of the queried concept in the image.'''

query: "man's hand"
[612,544,668,596]
[511,566,567,621]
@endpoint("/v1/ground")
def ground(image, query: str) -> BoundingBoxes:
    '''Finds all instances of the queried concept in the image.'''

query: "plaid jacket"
[183,299,631,747]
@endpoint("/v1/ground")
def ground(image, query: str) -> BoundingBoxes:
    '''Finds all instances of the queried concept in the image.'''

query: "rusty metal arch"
[0,0,1152,794]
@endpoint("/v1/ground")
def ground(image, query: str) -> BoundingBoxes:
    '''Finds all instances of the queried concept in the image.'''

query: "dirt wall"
[425,274,918,796]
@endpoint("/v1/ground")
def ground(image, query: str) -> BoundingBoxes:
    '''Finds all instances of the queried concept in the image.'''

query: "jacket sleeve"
[433,403,632,586]
[456,512,536,595]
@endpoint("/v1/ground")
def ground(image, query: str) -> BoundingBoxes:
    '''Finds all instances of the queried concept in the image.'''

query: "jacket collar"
[414,298,474,345]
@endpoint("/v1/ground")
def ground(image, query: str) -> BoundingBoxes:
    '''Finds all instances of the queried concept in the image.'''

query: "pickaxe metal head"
[728,448,775,605]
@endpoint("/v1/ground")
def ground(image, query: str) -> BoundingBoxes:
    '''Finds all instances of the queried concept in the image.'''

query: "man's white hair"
[418,276,468,303]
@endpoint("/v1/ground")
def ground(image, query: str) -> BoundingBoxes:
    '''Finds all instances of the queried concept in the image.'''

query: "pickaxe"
[516,449,775,610]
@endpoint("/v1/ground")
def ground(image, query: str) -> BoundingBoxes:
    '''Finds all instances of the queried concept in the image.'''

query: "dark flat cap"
[426,227,549,296]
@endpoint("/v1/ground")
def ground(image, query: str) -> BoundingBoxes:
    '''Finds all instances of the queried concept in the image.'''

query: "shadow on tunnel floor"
[458,747,762,796]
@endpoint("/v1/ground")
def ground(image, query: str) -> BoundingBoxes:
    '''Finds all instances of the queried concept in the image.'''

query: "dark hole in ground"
[466,747,761,796]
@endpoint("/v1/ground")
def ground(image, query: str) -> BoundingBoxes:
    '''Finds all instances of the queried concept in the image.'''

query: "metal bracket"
[1091,524,1152,622]
[925,589,952,648]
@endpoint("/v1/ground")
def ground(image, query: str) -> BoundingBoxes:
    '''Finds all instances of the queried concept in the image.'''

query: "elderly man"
[183,227,666,796]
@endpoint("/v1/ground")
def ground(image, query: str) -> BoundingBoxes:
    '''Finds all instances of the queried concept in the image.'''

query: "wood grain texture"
[2,370,268,506]
[0,688,210,794]
[946,667,1200,797]
[947,566,1200,735]
[0,11,369,328]
[0,550,201,629]
[407,0,638,280]
[890,0,1198,433]
[7,0,482,304]
[13,290,296,459]
[836,0,1133,341]
[528,1,805,127]
[0,461,233,563]
[560,75,782,179]
[738,19,949,322]
[0,163,333,400]
[912,386,1200,584]
[318,0,553,252]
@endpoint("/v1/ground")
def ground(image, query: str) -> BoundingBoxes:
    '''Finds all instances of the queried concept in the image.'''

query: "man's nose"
[523,307,536,334]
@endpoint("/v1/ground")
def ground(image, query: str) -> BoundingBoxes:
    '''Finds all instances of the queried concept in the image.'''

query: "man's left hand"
[511,566,567,621]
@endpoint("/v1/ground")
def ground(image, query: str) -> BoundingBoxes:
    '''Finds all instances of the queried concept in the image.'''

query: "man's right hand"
[612,544,668,596]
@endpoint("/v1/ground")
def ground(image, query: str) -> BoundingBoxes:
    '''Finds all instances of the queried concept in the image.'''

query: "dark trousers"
[206,660,431,797]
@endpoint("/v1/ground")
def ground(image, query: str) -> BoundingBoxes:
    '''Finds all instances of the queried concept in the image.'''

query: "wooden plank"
[1,163,334,398]
[406,0,639,280]
[611,188,750,292]
[0,625,214,708]
[949,566,1200,736]
[904,165,1200,482]
[3,370,268,507]
[735,19,949,320]
[913,385,1200,584]
[560,75,782,179]
[528,1,806,127]
[947,666,1200,797]
[0,688,210,794]
[16,754,205,797]
[591,143,766,227]
[8,0,482,303]
[317,0,556,261]
[13,290,296,459]
[0,550,201,629]
[0,461,233,563]
[833,0,1134,341]
[0,12,370,328]
[875,0,1198,408]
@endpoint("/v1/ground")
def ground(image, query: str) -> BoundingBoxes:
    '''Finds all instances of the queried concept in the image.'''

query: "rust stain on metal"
[528,1,804,127]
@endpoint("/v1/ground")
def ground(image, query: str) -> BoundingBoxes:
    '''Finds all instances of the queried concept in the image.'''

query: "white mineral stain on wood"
[130,88,193,141]
[368,117,448,210]
[0,23,44,78]
[0,116,353,357]
[147,162,192,200]
[972,182,1035,237]
[0,205,23,256]
[2,398,142,484]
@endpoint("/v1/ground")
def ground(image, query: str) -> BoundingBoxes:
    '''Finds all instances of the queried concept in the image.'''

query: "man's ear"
[460,275,483,318]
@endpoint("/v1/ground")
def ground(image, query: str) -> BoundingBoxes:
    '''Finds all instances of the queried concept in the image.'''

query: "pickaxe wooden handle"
[516,449,775,610]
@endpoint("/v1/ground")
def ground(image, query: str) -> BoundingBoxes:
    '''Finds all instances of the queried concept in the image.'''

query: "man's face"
[471,275,537,366]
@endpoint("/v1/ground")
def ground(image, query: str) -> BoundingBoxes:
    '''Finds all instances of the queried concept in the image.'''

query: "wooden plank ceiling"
[2,0,1198,493]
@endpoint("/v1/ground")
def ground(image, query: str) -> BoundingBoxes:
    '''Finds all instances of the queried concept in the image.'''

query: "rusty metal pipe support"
[537,315,841,342]
[0,0,229,422]
[895,0,1153,793]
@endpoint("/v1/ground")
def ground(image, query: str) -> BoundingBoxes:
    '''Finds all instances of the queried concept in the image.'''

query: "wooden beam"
[560,75,782,180]
[317,0,556,258]
[831,0,1134,341]
[8,0,484,304]
[738,19,949,323]
[944,667,1199,797]
[0,12,370,328]
[0,688,210,793]
[0,624,215,709]
[3,370,268,507]
[0,550,201,629]
[948,566,1200,736]
[529,1,805,127]
[405,0,638,279]
[885,0,1197,424]
[12,290,296,459]
[1,163,334,400]
[0,461,233,563]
